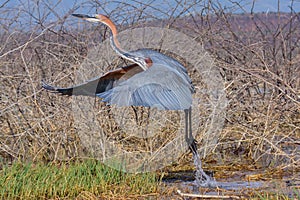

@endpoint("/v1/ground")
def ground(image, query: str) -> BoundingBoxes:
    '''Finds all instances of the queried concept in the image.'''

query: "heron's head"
[72,14,112,26]
[72,13,152,70]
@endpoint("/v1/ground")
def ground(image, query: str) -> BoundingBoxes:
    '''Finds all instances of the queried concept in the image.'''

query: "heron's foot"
[192,147,217,188]
[194,169,217,188]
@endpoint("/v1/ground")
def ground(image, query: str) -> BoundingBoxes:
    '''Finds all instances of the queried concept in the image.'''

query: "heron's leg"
[185,107,216,187]
[188,107,197,154]
[184,107,197,154]
[184,109,191,149]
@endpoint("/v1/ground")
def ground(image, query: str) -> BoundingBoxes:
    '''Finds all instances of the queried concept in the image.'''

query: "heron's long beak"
[72,13,99,22]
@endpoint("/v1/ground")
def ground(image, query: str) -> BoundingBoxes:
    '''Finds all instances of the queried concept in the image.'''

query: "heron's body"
[42,13,214,186]
[43,48,194,110]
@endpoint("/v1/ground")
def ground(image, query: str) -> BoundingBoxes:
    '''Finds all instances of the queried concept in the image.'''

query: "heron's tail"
[42,81,73,96]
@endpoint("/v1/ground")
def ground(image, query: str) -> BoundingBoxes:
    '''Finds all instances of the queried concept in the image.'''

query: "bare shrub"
[0,0,299,171]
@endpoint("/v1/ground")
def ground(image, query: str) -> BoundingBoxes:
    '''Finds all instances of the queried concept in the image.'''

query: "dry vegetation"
[0,0,299,179]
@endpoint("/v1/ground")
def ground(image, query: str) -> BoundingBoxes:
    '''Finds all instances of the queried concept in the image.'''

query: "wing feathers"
[97,64,192,110]
[42,64,140,96]
[43,63,193,111]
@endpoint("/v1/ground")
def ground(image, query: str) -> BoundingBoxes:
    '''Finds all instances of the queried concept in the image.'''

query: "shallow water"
[163,171,300,198]
[217,180,263,189]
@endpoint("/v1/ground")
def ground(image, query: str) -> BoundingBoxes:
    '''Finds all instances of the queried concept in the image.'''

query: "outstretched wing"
[42,63,142,96]
[97,63,193,110]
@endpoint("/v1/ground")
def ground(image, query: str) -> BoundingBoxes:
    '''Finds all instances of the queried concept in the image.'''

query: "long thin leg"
[185,107,216,187]
[184,107,197,154]
[188,106,192,139]
[184,108,192,149]
[188,107,197,154]
[184,109,188,142]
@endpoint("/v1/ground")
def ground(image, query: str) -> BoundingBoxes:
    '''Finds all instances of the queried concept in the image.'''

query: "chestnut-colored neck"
[101,16,121,49]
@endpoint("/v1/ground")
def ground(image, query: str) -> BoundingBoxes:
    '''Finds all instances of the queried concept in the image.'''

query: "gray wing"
[97,63,193,110]
[130,49,195,93]
[42,64,142,96]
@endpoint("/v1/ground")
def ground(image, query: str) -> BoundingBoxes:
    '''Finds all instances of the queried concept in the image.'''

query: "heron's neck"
[105,21,128,58]
[110,35,127,57]
[109,25,122,51]
[106,20,148,71]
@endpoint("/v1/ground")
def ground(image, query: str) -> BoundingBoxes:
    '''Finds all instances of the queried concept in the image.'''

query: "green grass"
[0,159,159,199]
